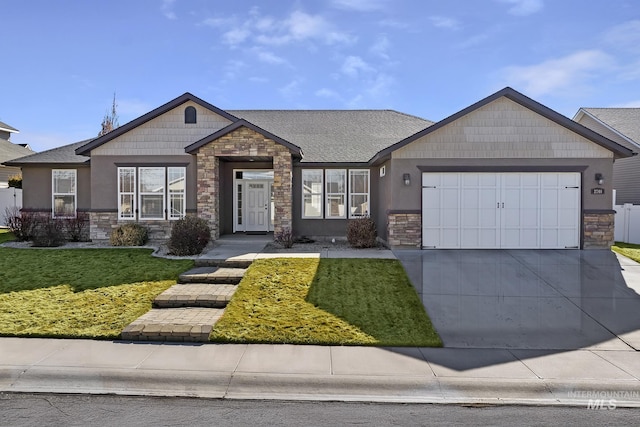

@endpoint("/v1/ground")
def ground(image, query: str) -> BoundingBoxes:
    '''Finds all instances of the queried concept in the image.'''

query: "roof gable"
[371,87,634,163]
[574,108,640,151]
[75,93,239,156]
[185,119,303,158]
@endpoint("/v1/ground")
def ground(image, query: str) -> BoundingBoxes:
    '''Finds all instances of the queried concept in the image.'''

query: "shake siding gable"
[393,98,613,159]
[93,101,234,156]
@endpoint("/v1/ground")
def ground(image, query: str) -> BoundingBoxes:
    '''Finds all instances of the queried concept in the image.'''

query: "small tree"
[8,174,22,189]
[98,92,120,137]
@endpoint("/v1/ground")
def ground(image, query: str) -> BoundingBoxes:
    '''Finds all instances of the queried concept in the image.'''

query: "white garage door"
[422,172,581,249]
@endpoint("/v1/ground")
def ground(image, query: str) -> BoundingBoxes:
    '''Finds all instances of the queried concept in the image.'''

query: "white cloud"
[161,0,177,20]
[223,60,246,80]
[370,35,390,59]
[279,79,303,98]
[205,9,355,48]
[498,0,543,16]
[429,16,461,30]
[603,20,640,53]
[315,88,341,100]
[341,56,374,77]
[255,50,288,65]
[500,50,613,97]
[331,0,388,11]
[223,28,251,46]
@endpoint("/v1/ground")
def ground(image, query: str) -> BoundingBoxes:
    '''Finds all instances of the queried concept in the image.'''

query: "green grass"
[612,242,640,263]
[0,229,14,244]
[211,258,442,347]
[0,246,193,339]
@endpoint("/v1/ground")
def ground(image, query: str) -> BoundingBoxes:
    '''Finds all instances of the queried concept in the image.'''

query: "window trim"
[325,169,347,219]
[118,167,136,220]
[348,169,370,218]
[52,169,77,218]
[167,166,186,220]
[301,169,324,219]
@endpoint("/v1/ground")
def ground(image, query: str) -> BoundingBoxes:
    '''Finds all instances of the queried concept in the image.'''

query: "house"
[573,108,640,205]
[0,121,33,188]
[4,87,634,249]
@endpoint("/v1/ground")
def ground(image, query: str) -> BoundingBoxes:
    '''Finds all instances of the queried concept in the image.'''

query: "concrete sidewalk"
[1,337,639,407]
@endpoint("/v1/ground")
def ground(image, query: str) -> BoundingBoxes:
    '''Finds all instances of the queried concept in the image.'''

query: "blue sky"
[3,0,640,152]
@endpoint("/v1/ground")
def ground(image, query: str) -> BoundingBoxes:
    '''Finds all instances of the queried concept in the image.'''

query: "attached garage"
[422,172,581,249]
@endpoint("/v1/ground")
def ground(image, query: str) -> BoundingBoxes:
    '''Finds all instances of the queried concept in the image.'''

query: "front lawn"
[211,258,442,347]
[612,242,640,263]
[0,242,193,339]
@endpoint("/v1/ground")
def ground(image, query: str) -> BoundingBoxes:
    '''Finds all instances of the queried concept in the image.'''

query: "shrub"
[64,212,90,242]
[32,217,66,247]
[167,216,211,255]
[3,207,38,242]
[8,175,22,189]
[275,228,295,248]
[110,223,149,246]
[346,217,377,248]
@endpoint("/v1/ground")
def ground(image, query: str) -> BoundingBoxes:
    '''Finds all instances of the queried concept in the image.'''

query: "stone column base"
[583,211,614,249]
[387,211,421,247]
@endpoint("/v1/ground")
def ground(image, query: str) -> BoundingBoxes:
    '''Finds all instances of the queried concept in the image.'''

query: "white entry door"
[245,180,269,232]
[422,172,581,249]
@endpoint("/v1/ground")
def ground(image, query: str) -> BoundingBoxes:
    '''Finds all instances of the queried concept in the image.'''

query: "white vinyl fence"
[0,187,22,225]
[615,203,640,244]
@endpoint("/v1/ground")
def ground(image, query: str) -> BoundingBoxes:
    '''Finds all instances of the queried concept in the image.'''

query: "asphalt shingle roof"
[228,110,433,163]
[582,108,640,148]
[3,139,92,166]
[0,121,19,133]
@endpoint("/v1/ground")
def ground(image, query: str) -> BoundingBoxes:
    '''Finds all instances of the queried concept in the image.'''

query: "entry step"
[178,267,246,284]
[154,284,237,308]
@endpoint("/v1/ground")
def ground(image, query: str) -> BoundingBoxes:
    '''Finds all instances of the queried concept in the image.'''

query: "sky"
[2,0,640,152]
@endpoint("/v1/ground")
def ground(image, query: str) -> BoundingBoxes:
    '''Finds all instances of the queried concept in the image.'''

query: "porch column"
[196,148,220,239]
[272,151,293,235]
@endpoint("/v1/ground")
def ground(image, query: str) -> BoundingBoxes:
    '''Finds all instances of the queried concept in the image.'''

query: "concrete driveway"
[394,249,640,350]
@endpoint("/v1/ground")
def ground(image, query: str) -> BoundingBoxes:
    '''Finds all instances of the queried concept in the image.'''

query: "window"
[168,167,186,219]
[52,169,76,218]
[302,170,323,218]
[118,166,186,220]
[139,168,165,219]
[301,168,371,219]
[349,170,369,218]
[325,169,346,219]
[184,106,197,124]
[118,167,136,219]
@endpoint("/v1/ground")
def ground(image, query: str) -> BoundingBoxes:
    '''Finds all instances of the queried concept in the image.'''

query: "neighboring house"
[4,87,634,249]
[573,108,640,205]
[0,121,33,188]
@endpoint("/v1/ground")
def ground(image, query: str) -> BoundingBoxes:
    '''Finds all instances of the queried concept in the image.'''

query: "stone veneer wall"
[583,212,614,249]
[387,212,421,247]
[89,212,173,240]
[195,127,293,239]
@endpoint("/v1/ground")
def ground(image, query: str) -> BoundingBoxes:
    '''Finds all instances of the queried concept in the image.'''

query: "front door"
[245,180,270,232]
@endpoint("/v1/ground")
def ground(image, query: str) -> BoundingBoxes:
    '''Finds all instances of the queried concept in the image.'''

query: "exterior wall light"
[595,173,604,185]
[403,173,411,186]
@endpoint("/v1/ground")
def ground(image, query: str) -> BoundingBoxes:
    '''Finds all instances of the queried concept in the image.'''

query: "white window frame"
[118,167,136,220]
[168,167,186,220]
[52,169,77,218]
[301,169,324,219]
[349,169,370,218]
[325,169,347,219]
[138,167,166,220]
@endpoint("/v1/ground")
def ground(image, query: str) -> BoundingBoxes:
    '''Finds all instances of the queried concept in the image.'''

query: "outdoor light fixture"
[595,173,604,185]
[403,173,411,186]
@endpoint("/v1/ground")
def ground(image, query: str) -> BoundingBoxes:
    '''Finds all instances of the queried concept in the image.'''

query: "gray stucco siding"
[21,165,91,212]
[89,155,197,211]
[291,165,380,239]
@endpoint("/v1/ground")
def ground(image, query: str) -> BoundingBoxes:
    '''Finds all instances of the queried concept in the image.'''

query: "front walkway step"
[179,267,246,285]
[195,258,253,268]
[121,307,224,342]
[153,284,237,308]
